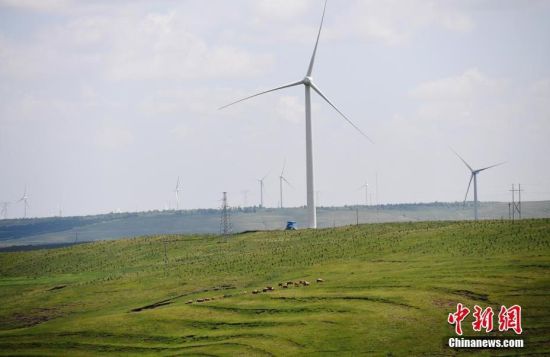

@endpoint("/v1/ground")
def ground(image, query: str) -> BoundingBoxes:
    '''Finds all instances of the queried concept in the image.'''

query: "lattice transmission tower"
[220,192,232,237]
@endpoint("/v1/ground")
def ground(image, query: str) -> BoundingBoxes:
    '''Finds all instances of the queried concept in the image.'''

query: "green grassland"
[0,219,549,356]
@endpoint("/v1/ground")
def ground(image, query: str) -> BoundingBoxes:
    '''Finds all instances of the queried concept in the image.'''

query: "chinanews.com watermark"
[448,337,524,348]
[446,303,524,350]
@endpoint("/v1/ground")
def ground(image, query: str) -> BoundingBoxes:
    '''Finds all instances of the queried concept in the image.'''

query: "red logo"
[448,303,470,335]
[498,305,522,334]
[472,305,494,332]
[448,304,522,335]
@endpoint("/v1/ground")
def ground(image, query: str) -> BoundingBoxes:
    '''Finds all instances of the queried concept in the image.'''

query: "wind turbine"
[18,186,29,218]
[219,0,372,228]
[257,172,269,208]
[358,182,368,206]
[279,159,293,208]
[1,201,9,219]
[174,177,182,210]
[453,150,505,221]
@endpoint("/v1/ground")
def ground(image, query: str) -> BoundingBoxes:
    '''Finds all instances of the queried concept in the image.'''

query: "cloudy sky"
[0,0,549,218]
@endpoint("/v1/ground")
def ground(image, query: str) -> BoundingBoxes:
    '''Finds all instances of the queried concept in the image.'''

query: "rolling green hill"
[1,219,549,355]
[2,201,549,248]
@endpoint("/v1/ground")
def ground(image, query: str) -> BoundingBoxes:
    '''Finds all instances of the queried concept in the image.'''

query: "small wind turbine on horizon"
[1,201,9,219]
[257,172,269,208]
[452,149,505,221]
[18,186,29,218]
[219,0,372,228]
[279,159,293,208]
[358,182,368,206]
[174,177,182,210]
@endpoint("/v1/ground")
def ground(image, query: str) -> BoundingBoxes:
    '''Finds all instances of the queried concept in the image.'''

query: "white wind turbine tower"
[18,186,29,218]
[174,177,182,210]
[1,201,9,219]
[453,150,505,221]
[220,0,372,228]
[279,159,293,208]
[358,182,368,206]
[257,173,269,208]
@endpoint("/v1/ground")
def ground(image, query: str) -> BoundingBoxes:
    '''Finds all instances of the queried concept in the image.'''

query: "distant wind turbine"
[18,186,29,218]
[174,177,182,210]
[358,182,368,206]
[1,201,9,219]
[452,149,505,221]
[219,0,372,228]
[257,172,269,208]
[279,159,293,208]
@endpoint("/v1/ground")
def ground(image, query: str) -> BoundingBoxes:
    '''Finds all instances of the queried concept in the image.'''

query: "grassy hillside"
[2,201,550,248]
[0,219,549,355]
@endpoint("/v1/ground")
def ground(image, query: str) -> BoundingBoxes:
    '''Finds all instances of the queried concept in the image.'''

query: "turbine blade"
[307,0,328,76]
[477,161,506,173]
[218,80,303,110]
[281,158,286,176]
[463,174,474,206]
[450,147,473,172]
[310,82,374,143]
[282,176,294,189]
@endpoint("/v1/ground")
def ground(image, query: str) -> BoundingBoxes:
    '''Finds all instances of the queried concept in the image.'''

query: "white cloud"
[95,125,134,150]
[0,0,71,12]
[341,0,474,45]
[275,95,303,124]
[0,9,273,82]
[410,68,503,102]
[253,0,314,21]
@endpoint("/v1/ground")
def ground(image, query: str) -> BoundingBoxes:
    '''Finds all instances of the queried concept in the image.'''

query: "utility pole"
[356,207,359,226]
[220,192,231,237]
[163,239,168,276]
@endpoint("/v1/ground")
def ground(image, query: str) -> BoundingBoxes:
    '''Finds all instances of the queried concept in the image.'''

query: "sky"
[0,0,549,218]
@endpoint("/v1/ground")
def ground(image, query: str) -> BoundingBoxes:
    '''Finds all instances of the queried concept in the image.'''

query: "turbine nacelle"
[303,76,313,86]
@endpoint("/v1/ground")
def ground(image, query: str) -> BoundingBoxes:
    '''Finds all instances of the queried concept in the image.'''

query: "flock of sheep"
[185,278,325,304]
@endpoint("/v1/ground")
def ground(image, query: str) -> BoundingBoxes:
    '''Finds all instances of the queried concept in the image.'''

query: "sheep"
[304,281,310,286]
[186,300,193,304]
[316,278,324,283]
[252,289,260,294]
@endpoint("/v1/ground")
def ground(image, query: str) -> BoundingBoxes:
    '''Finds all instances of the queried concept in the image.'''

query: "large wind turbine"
[18,186,29,218]
[174,177,182,210]
[219,0,372,228]
[453,150,505,221]
[279,159,293,208]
